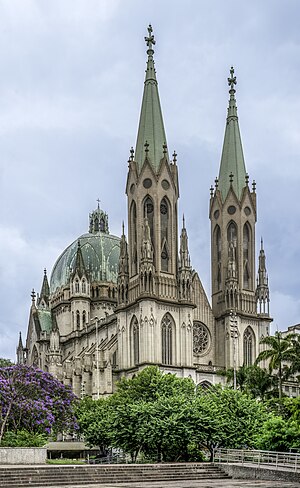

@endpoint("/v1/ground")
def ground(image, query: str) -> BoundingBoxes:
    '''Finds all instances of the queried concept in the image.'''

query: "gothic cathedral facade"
[18,27,271,397]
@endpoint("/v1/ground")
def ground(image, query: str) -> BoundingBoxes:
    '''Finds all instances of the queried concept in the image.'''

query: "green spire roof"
[135,25,169,172]
[218,67,247,201]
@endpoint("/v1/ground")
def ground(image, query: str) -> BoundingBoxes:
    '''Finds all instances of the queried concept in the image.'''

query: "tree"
[0,365,78,443]
[192,386,269,460]
[255,331,295,399]
[286,334,300,380]
[256,416,300,452]
[0,358,14,367]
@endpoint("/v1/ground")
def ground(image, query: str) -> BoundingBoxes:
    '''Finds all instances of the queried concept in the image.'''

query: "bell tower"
[210,67,271,369]
[117,26,194,375]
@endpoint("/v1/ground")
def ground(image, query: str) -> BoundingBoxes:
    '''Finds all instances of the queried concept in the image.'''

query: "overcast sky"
[1,0,300,360]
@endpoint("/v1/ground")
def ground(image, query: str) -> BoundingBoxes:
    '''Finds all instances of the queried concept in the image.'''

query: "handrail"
[213,448,300,472]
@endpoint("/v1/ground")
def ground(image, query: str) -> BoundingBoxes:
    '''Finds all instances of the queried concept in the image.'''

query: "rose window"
[193,323,210,354]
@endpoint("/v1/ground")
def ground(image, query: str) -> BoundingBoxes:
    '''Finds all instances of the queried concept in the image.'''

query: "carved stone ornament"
[193,323,210,354]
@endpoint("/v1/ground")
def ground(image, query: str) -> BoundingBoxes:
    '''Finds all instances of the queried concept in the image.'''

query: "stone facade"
[18,27,271,397]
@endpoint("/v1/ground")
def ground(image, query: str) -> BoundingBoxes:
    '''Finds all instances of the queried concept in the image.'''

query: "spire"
[16,331,25,365]
[135,25,169,172]
[117,222,129,305]
[218,67,247,201]
[256,238,270,315]
[179,215,191,269]
[73,240,87,279]
[118,222,129,276]
[178,215,192,301]
[38,268,50,306]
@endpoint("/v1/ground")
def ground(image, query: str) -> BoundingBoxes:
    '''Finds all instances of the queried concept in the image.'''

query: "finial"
[228,66,237,91]
[210,185,214,197]
[31,289,36,302]
[252,180,256,192]
[145,24,155,52]
[172,150,177,164]
[245,173,249,185]
[183,214,185,228]
[122,221,125,236]
[215,177,219,189]
[229,172,234,184]
[96,198,101,209]
[261,237,264,250]
[144,140,149,156]
[130,147,134,161]
[163,142,167,156]
[44,268,47,276]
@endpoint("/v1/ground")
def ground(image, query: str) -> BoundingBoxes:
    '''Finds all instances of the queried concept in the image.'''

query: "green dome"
[50,231,120,293]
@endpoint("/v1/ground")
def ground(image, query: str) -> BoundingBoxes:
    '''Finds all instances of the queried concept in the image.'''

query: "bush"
[0,430,47,447]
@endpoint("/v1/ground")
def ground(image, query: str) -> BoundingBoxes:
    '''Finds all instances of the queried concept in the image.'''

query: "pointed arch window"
[100,218,105,232]
[162,314,174,365]
[160,198,170,272]
[82,310,86,325]
[130,201,137,275]
[82,279,86,294]
[75,279,79,293]
[214,225,222,290]
[227,221,237,243]
[94,217,99,232]
[131,316,139,366]
[144,196,154,249]
[243,223,252,289]
[243,326,255,366]
[76,310,80,329]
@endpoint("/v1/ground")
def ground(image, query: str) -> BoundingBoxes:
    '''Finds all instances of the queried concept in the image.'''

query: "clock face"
[244,206,251,216]
[214,210,220,219]
[227,205,236,215]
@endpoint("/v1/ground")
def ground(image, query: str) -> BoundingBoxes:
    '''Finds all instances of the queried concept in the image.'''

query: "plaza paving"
[31,480,300,488]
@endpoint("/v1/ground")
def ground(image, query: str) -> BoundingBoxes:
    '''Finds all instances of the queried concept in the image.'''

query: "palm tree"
[286,334,300,379]
[255,331,295,399]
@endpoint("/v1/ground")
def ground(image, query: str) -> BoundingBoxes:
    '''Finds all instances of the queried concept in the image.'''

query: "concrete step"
[0,463,230,487]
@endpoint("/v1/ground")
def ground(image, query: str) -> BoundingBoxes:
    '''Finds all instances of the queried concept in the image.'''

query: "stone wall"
[218,463,300,483]
[0,448,47,464]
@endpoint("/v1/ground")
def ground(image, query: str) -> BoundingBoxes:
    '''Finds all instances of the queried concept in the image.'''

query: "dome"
[50,207,121,293]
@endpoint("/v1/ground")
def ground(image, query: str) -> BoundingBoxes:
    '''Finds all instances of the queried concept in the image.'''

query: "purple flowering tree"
[0,365,78,442]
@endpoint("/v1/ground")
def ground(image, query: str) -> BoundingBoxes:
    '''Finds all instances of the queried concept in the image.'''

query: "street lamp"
[230,310,238,390]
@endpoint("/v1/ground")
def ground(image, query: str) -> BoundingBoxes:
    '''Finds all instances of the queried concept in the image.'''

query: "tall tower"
[117,26,194,375]
[209,67,271,369]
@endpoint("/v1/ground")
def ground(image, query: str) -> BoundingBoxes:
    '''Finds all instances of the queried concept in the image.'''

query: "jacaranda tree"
[0,365,78,443]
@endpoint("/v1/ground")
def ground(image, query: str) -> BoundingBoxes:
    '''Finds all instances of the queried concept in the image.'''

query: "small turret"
[16,331,25,364]
[48,316,62,376]
[117,222,129,305]
[178,215,192,301]
[256,238,270,315]
[37,269,50,308]
[140,217,155,294]
[72,240,87,280]
[89,200,109,234]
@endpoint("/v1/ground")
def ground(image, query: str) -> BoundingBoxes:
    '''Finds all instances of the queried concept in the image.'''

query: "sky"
[1,0,300,360]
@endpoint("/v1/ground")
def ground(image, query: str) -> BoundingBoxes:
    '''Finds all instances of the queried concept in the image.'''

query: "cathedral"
[17,26,271,398]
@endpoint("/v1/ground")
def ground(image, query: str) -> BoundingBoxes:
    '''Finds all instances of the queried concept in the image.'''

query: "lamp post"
[230,310,238,390]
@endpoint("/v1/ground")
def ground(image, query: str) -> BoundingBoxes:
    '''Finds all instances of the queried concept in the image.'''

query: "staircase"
[0,463,230,487]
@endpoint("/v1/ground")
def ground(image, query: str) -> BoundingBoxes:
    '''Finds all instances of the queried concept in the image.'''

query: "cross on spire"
[96,198,101,209]
[145,24,155,51]
[228,66,237,90]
